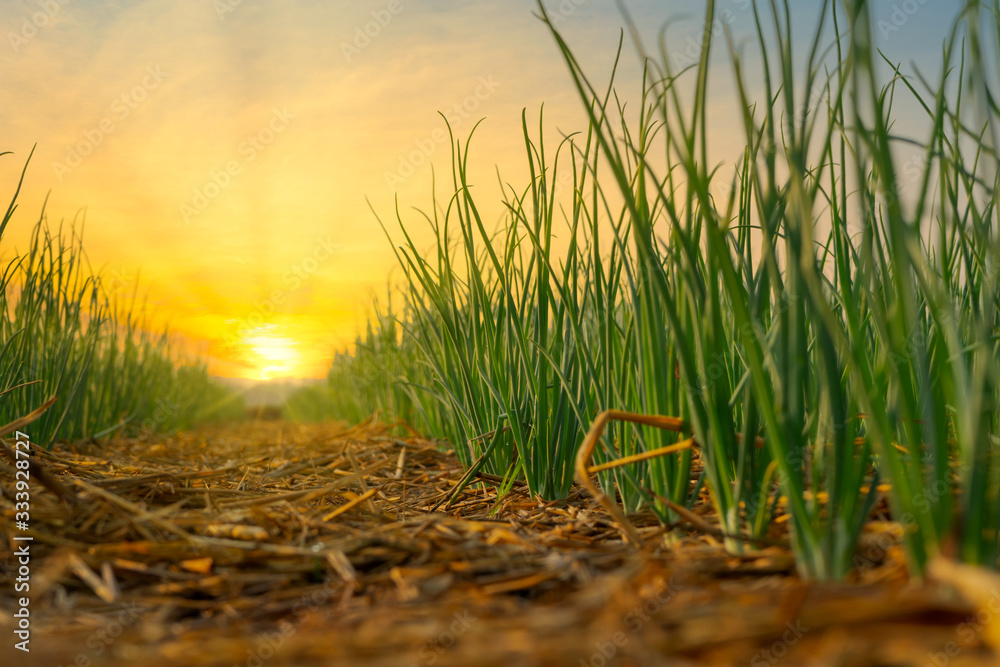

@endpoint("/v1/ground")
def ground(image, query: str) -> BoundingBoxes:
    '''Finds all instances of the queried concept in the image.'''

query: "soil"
[1,419,999,666]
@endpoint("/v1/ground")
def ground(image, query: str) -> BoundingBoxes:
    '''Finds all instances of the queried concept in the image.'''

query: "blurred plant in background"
[0,149,245,447]
[279,0,1000,580]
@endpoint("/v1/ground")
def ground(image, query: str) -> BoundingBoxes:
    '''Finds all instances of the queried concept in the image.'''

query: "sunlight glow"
[243,332,300,380]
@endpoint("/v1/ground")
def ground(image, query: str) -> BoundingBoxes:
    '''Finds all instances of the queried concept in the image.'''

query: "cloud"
[4,0,960,378]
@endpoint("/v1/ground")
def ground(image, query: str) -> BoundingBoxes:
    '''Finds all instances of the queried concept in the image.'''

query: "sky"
[2,0,964,380]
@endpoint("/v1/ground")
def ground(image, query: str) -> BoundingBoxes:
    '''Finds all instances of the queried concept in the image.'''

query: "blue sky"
[1,0,972,378]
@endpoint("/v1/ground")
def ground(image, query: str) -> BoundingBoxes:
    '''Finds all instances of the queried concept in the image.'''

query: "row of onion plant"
[319,0,1000,579]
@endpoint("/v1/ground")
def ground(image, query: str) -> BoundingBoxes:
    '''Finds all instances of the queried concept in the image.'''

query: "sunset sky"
[3,0,960,380]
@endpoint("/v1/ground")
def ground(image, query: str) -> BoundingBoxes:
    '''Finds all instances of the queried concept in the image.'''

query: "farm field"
[3,0,1000,664]
[2,419,1000,667]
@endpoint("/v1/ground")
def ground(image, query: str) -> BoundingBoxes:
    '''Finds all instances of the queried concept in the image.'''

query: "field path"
[1,420,997,666]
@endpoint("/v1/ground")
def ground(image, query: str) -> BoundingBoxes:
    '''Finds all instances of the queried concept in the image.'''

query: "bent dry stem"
[324,0,1000,580]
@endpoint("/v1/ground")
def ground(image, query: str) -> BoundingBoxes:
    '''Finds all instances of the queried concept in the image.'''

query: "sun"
[244,333,300,380]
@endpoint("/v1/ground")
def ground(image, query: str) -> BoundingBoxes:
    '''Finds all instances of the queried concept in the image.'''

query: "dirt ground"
[2,419,1000,666]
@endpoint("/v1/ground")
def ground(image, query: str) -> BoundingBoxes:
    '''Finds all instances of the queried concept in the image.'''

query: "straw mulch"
[2,418,1000,666]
